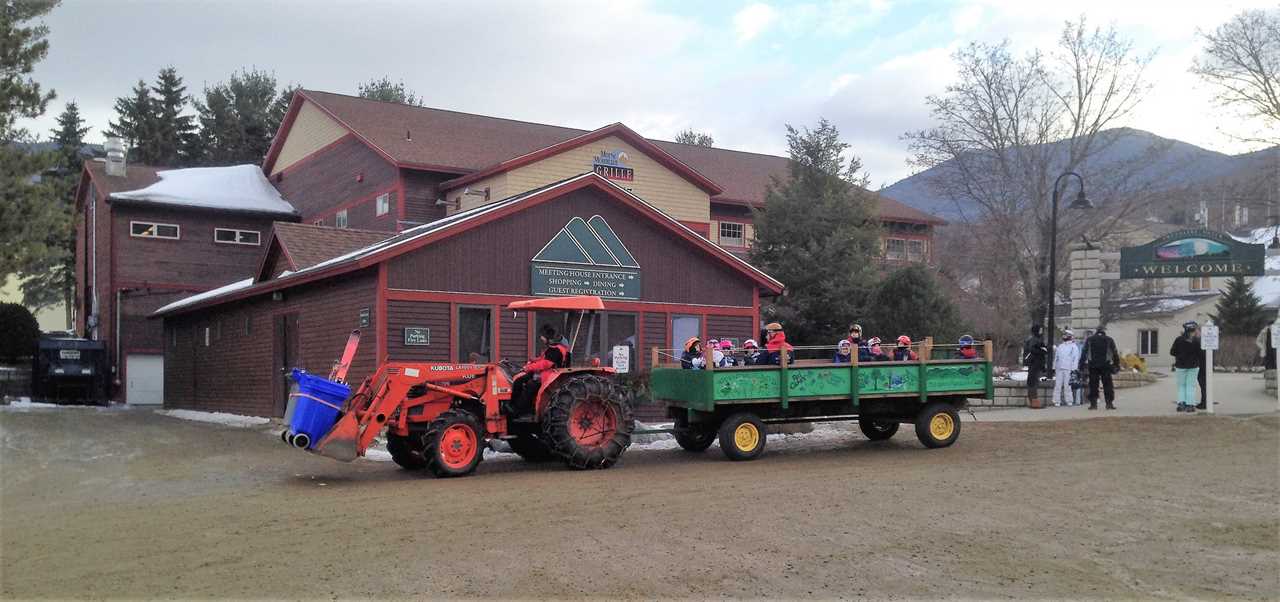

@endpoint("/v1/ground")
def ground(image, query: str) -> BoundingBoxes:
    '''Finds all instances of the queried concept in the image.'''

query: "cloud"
[733,3,778,44]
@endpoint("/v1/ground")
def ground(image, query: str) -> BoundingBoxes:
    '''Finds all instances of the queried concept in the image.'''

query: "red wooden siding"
[642,312,668,365]
[499,310,529,365]
[386,187,755,308]
[112,206,279,289]
[707,315,755,345]
[273,135,399,230]
[401,169,449,225]
[163,269,378,416]
[385,300,450,363]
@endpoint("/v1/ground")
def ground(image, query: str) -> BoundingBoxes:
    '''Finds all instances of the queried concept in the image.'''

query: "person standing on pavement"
[1170,321,1202,413]
[1080,327,1121,410]
[1022,324,1048,406]
[1052,330,1081,406]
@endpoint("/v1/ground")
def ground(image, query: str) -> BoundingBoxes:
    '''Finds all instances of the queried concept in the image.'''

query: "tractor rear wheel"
[858,419,899,441]
[386,431,428,470]
[422,409,485,477]
[541,374,633,469]
[674,413,716,452]
[507,434,556,462]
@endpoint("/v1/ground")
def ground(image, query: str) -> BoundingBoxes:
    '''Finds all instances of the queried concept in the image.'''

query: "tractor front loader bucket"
[313,410,362,462]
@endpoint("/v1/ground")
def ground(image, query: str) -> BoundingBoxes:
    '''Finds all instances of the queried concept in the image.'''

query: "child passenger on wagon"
[680,337,706,370]
[718,340,736,367]
[764,322,794,365]
[742,339,763,365]
[865,337,890,362]
[893,335,919,361]
[956,335,979,359]
[833,339,853,363]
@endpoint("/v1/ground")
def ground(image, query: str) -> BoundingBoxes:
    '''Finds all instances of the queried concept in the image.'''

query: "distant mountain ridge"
[882,128,1276,222]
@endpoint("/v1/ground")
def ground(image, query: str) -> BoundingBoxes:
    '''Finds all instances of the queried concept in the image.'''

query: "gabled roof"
[265,91,946,224]
[78,161,165,210]
[256,223,391,281]
[155,173,784,317]
[441,122,722,195]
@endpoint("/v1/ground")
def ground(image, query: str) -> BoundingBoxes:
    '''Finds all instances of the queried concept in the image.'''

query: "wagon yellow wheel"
[718,412,766,461]
[915,402,961,449]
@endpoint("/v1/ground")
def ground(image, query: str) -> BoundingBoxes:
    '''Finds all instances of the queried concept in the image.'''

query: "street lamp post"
[1046,171,1093,374]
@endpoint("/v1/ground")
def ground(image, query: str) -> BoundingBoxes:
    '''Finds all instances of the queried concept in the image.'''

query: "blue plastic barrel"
[287,369,350,450]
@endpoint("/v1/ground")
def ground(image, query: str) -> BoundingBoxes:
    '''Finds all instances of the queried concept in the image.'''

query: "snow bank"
[4,399,66,409]
[153,278,253,315]
[112,165,296,215]
[156,409,270,428]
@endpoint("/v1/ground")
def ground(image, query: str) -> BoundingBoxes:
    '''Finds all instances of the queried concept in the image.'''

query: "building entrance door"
[125,353,164,405]
[273,313,300,417]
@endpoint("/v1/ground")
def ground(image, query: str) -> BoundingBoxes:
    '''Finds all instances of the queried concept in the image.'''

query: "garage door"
[126,354,164,405]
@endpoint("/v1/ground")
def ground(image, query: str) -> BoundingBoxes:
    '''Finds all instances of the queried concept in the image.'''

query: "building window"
[335,209,348,229]
[130,221,180,240]
[214,228,261,246]
[885,238,906,260]
[203,326,211,347]
[457,306,493,363]
[376,193,391,217]
[1189,276,1211,292]
[1234,204,1248,226]
[1138,329,1159,355]
[907,239,927,262]
[719,222,745,247]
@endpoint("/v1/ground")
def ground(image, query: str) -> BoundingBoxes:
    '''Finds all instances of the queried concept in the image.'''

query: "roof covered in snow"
[153,173,785,317]
[111,165,297,215]
[1109,294,1218,318]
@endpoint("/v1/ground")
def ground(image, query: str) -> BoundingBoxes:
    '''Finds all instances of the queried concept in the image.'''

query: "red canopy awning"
[507,296,605,311]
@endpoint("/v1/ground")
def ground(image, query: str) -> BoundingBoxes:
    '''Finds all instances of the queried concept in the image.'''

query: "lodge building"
[74,90,946,412]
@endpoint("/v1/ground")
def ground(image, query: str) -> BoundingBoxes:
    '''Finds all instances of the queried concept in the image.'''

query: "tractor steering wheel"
[498,358,522,379]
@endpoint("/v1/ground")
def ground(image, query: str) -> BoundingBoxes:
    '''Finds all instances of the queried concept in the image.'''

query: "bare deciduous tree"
[674,128,714,147]
[904,17,1157,337]
[1192,8,1280,145]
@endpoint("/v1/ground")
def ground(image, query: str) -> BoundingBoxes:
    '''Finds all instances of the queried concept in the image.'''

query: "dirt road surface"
[2,407,1277,599]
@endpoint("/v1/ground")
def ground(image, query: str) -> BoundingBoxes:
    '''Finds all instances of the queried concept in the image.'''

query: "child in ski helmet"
[866,336,889,362]
[893,335,918,361]
[957,334,978,359]
[833,339,853,363]
[742,339,762,365]
[681,337,705,370]
[764,322,794,365]
[718,339,736,366]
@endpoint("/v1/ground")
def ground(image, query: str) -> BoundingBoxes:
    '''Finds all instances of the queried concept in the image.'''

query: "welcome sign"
[1119,228,1265,279]
[531,215,641,299]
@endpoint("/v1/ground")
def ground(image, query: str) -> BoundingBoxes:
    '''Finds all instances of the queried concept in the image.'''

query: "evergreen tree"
[195,69,292,164]
[149,67,197,165]
[1211,275,1270,335]
[863,265,969,344]
[49,100,90,173]
[106,79,156,162]
[749,119,881,345]
[0,0,58,142]
[357,76,422,106]
[674,129,714,147]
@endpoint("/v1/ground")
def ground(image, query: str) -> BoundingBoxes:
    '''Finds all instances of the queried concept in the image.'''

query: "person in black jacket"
[1022,324,1048,406]
[1080,327,1121,410]
[1170,321,1202,413]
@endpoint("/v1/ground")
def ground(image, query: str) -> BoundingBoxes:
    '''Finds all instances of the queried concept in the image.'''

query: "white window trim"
[718,221,746,247]
[130,221,181,240]
[1138,329,1158,356]
[1189,276,1210,292]
[336,209,349,229]
[884,237,907,260]
[376,193,391,217]
[213,228,261,246]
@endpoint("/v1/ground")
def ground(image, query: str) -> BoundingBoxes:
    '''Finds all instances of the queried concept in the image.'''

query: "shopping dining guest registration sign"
[530,215,641,299]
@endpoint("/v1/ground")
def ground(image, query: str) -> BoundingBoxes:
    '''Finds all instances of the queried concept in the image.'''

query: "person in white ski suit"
[1053,330,1082,406]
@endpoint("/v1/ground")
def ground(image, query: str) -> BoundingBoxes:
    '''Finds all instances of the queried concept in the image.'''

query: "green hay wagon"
[648,342,995,460]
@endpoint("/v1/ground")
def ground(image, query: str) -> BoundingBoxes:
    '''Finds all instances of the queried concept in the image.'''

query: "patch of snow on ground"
[3,398,103,410]
[156,409,270,428]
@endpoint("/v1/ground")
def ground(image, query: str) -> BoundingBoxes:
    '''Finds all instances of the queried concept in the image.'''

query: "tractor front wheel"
[542,374,633,469]
[422,410,484,477]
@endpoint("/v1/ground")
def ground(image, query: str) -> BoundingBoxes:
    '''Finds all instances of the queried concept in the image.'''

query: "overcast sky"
[21,0,1275,186]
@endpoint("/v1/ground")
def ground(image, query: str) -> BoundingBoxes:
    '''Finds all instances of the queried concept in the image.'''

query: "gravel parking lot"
[2,406,1277,599]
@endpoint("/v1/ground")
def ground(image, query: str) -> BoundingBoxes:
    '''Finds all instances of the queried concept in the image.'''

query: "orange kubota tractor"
[305,295,634,477]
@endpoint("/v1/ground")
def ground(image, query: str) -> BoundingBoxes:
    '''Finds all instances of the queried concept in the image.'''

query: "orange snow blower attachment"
[285,295,635,477]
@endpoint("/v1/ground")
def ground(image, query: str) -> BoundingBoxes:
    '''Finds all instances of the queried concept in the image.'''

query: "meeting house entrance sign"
[1119,228,1265,279]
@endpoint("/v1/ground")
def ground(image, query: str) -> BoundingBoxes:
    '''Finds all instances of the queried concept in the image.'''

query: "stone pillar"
[1069,243,1102,332]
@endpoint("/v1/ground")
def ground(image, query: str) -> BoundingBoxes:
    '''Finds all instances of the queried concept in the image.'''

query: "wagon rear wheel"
[718,412,766,461]
[542,374,633,469]
[915,402,960,449]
